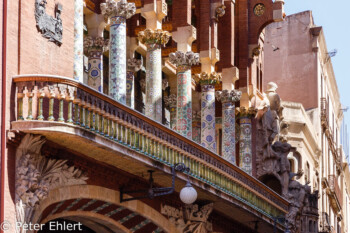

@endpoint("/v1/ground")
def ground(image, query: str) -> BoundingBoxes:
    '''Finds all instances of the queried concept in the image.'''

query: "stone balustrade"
[13,75,289,220]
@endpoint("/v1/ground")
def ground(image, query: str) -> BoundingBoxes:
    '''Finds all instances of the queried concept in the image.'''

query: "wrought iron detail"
[35,0,63,45]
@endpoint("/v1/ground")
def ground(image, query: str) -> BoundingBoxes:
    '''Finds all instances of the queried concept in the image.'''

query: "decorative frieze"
[216,90,241,165]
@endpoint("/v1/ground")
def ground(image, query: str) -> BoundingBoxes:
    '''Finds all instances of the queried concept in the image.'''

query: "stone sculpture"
[15,134,88,233]
[35,0,63,45]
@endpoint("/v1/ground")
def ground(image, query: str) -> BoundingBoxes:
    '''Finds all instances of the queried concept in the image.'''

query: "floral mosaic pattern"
[109,16,127,103]
[73,0,84,82]
[239,116,252,175]
[201,85,216,153]
[176,67,192,139]
[87,49,103,92]
[222,102,236,164]
[145,44,162,122]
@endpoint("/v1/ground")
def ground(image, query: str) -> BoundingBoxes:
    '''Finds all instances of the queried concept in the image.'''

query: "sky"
[283,0,350,155]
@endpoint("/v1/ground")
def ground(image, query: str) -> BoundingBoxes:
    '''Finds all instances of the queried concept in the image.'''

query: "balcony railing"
[13,75,288,219]
[328,175,342,210]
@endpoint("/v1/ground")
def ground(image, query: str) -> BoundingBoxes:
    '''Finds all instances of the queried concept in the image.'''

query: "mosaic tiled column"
[238,108,256,175]
[138,29,170,122]
[73,0,84,82]
[169,51,199,139]
[126,59,142,108]
[216,90,242,165]
[101,0,136,103]
[84,36,108,92]
[198,72,221,153]
[164,94,177,130]
[192,111,201,143]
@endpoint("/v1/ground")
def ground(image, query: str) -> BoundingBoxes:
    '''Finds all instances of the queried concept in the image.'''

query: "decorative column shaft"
[126,58,142,108]
[238,108,256,175]
[169,51,199,138]
[198,72,221,153]
[138,29,170,122]
[216,90,242,165]
[73,0,84,82]
[164,94,177,130]
[84,36,108,92]
[101,0,136,103]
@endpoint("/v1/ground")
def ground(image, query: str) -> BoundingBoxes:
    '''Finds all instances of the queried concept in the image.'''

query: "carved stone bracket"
[138,29,171,46]
[15,134,88,231]
[100,0,136,20]
[215,5,226,21]
[169,51,200,68]
[35,0,63,45]
[161,203,214,233]
[216,90,242,103]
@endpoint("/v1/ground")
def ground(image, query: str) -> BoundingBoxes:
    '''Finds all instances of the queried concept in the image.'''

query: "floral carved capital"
[100,0,136,20]
[169,51,200,68]
[84,36,109,52]
[138,29,171,46]
[216,90,242,103]
[196,72,222,86]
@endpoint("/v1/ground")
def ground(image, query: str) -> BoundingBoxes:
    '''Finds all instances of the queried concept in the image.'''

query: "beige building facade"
[264,11,349,233]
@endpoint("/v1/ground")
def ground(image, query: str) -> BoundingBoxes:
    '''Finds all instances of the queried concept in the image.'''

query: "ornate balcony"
[12,75,289,230]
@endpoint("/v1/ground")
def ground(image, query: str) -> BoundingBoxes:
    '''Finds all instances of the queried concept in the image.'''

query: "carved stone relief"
[161,203,214,233]
[35,0,63,45]
[15,134,88,232]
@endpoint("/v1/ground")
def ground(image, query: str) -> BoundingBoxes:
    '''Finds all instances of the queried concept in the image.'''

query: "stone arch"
[32,185,180,233]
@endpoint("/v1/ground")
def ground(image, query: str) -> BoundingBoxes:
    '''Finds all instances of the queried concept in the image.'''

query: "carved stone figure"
[15,134,88,233]
[35,0,63,45]
[161,203,214,233]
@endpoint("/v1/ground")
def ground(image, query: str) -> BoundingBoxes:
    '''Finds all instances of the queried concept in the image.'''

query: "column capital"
[100,0,136,20]
[169,51,199,68]
[164,94,177,108]
[138,29,171,45]
[216,90,242,103]
[127,58,142,72]
[84,36,109,52]
[196,72,222,86]
[237,107,257,118]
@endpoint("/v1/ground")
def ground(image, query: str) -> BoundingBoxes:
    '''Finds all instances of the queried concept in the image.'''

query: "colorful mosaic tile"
[222,102,236,164]
[126,71,134,108]
[201,85,216,153]
[239,116,252,175]
[87,48,103,92]
[176,66,192,139]
[109,16,127,104]
[145,44,162,122]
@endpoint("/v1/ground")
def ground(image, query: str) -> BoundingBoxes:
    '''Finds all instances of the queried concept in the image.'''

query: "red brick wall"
[19,0,75,77]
